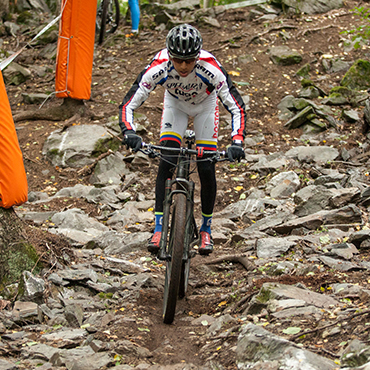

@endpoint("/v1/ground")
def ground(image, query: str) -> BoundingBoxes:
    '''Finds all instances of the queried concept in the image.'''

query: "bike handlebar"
[140,142,228,162]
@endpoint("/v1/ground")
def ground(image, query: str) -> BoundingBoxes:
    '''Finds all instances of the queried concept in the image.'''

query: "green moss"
[296,63,310,78]
[48,148,61,157]
[330,86,355,97]
[341,59,370,90]
[93,138,121,157]
[301,79,314,88]
[98,292,113,299]
[2,243,43,289]
[256,287,272,303]
[17,11,33,24]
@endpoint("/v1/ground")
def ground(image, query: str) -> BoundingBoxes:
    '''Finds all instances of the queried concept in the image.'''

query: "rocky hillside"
[1,0,370,369]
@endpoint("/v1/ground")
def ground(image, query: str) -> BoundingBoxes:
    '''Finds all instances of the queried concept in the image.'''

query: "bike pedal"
[158,250,171,261]
[189,250,197,259]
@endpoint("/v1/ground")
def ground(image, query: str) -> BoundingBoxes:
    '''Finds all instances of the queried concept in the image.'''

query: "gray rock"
[294,185,333,217]
[268,46,302,66]
[236,324,337,370]
[42,124,119,168]
[115,339,151,358]
[256,237,297,259]
[48,269,98,285]
[2,62,31,85]
[319,255,364,272]
[329,187,360,207]
[21,271,45,303]
[349,230,370,247]
[314,173,347,186]
[274,205,362,234]
[61,351,115,370]
[42,328,87,343]
[249,153,289,174]
[20,210,56,225]
[50,208,109,244]
[207,314,236,337]
[21,92,48,104]
[0,359,17,370]
[327,242,359,260]
[104,232,152,254]
[341,339,370,368]
[322,58,352,74]
[342,109,360,123]
[286,146,339,164]
[284,106,315,129]
[271,305,324,319]
[64,304,84,327]
[12,301,43,323]
[275,0,343,15]
[90,151,131,186]
[54,184,95,198]
[21,343,61,361]
[49,346,95,366]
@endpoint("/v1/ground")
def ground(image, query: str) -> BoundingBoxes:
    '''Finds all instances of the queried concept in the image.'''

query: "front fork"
[157,178,196,261]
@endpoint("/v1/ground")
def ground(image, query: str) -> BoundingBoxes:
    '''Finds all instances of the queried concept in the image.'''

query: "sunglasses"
[171,57,197,65]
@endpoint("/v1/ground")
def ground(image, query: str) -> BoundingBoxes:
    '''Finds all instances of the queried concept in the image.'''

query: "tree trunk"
[0,207,40,293]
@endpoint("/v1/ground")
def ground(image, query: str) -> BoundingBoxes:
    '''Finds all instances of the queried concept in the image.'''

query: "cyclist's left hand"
[122,130,142,152]
[227,141,245,162]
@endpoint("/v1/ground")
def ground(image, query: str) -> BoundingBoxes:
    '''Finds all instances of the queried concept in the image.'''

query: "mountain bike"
[96,0,120,45]
[139,130,227,324]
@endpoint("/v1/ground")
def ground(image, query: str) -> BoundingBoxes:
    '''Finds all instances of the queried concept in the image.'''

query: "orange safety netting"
[55,0,97,100]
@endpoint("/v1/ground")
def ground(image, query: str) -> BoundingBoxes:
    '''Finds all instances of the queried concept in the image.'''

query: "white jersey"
[119,49,246,141]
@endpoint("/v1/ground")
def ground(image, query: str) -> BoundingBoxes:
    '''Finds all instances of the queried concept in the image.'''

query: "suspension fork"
[183,180,196,261]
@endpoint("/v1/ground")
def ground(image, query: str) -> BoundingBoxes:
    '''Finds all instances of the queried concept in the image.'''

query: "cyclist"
[119,24,246,255]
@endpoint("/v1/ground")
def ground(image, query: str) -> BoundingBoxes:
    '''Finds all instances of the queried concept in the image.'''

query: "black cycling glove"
[123,130,142,152]
[227,141,245,162]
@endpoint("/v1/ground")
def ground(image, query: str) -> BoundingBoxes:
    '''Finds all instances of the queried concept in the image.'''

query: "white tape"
[0,13,62,71]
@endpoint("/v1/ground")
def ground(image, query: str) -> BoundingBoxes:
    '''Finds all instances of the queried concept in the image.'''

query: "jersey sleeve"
[119,51,168,134]
[215,65,247,142]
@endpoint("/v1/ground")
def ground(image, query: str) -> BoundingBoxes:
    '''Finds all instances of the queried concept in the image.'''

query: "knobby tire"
[178,215,195,299]
[163,193,187,324]
[98,0,119,45]
[98,0,109,45]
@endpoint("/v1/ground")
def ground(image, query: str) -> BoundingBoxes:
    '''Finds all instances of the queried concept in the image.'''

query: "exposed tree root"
[204,254,255,271]
[13,98,89,123]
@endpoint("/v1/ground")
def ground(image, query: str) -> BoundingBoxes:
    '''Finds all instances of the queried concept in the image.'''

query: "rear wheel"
[163,193,186,324]
[97,0,120,45]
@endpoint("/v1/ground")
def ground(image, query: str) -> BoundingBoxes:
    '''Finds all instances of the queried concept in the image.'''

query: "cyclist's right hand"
[122,130,142,152]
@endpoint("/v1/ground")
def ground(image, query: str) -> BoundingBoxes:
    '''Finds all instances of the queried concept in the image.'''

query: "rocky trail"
[2,0,370,369]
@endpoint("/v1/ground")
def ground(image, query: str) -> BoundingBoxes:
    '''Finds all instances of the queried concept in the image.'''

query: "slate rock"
[256,237,297,259]
[286,146,339,164]
[236,323,337,370]
[269,46,302,66]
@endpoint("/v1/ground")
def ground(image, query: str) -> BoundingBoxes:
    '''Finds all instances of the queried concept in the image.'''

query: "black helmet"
[166,24,203,59]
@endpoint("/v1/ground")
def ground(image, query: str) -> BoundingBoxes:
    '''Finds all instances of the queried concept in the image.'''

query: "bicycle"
[139,130,227,324]
[96,0,120,45]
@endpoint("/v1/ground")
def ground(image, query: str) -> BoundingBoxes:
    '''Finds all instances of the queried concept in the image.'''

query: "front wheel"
[162,193,187,324]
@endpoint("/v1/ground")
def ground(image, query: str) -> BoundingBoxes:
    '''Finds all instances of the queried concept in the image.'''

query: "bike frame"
[158,142,197,263]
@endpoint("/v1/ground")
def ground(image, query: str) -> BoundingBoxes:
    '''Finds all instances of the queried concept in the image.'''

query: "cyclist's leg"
[128,0,140,33]
[193,92,219,254]
[149,93,188,251]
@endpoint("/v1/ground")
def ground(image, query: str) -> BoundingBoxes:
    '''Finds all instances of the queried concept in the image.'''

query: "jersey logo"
[142,82,152,89]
